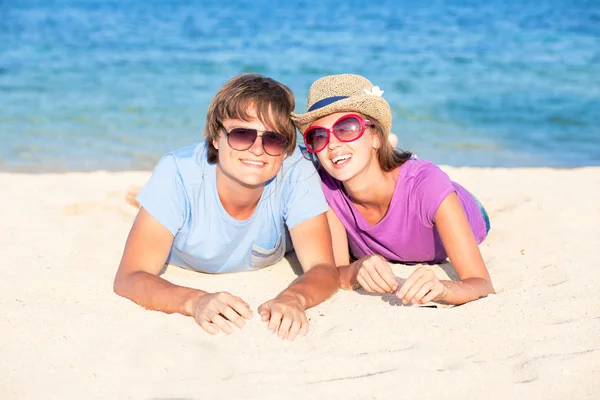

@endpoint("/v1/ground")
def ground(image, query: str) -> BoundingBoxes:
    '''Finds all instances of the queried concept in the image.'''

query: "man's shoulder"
[279,145,318,177]
[164,142,208,181]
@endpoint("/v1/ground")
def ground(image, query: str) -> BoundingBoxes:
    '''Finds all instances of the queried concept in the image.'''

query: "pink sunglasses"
[303,114,374,153]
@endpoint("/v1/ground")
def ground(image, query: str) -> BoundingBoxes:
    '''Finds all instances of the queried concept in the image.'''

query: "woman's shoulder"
[401,157,444,179]
[400,155,440,175]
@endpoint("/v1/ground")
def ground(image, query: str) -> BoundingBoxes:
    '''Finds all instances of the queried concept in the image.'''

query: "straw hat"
[291,74,392,136]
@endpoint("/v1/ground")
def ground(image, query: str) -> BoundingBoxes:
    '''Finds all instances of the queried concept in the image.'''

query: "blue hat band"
[307,96,349,112]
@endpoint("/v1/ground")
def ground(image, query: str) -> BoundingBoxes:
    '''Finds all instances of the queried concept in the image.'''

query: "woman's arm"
[328,207,398,293]
[397,193,495,305]
[326,207,351,266]
[114,208,253,334]
[258,213,339,340]
[325,207,356,289]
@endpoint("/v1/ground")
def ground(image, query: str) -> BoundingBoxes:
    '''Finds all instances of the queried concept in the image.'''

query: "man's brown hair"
[205,73,296,164]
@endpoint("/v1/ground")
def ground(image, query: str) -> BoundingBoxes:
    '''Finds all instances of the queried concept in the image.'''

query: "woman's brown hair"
[368,117,412,172]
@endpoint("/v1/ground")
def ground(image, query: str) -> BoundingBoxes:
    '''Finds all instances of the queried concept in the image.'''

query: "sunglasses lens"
[228,128,257,151]
[333,116,363,141]
[305,128,328,152]
[262,131,288,156]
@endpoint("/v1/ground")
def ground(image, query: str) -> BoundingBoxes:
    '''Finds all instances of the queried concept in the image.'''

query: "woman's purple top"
[320,158,488,264]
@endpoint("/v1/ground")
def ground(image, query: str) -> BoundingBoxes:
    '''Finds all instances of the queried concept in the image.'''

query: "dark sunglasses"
[221,126,289,156]
[303,114,374,153]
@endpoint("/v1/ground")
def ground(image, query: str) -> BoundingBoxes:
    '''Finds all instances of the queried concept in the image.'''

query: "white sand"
[1,167,599,399]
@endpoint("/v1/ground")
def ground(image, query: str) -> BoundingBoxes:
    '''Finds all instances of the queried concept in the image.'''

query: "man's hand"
[258,294,309,341]
[188,292,253,335]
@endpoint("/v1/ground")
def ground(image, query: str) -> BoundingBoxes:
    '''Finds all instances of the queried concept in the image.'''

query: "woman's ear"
[372,130,381,150]
[212,137,219,150]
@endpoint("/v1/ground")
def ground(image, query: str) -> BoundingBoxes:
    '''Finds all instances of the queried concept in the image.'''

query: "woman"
[291,74,494,306]
[114,74,339,341]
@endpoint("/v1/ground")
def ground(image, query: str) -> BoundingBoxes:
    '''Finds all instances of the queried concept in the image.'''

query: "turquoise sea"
[1,0,599,171]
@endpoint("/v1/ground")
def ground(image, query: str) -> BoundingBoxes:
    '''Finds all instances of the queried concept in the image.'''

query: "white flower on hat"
[364,86,384,96]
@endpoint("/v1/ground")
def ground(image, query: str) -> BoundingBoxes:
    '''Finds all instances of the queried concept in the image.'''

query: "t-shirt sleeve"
[411,163,456,227]
[136,154,189,235]
[282,158,329,230]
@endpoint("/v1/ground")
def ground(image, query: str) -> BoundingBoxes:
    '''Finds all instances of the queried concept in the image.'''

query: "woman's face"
[309,112,380,182]
[214,112,287,189]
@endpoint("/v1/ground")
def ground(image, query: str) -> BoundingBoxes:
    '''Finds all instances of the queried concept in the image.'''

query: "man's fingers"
[209,314,234,335]
[219,305,247,329]
[287,320,302,342]
[257,303,271,321]
[299,320,309,336]
[223,294,253,320]
[267,311,282,334]
[233,300,254,320]
[277,316,293,340]
[198,320,220,335]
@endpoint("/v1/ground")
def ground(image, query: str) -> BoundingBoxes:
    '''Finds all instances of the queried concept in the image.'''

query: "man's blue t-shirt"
[136,142,328,273]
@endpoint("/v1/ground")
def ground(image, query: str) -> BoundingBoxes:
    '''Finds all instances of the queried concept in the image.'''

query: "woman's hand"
[396,267,448,305]
[356,254,398,294]
[258,294,309,341]
[188,292,254,335]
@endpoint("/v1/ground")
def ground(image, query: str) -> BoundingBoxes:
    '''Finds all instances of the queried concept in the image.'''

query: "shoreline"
[2,164,600,175]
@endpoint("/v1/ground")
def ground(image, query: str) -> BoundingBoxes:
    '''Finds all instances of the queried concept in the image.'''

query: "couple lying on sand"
[114,73,494,341]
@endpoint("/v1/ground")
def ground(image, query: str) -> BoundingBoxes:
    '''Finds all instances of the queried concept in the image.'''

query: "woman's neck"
[343,164,400,225]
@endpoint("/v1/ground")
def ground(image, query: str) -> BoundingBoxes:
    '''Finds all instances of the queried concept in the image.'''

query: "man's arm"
[114,208,253,334]
[258,213,339,340]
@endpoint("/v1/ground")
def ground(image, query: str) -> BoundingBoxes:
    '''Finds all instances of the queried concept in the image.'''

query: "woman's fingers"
[358,255,397,293]
[397,268,444,304]
[396,268,423,300]
[367,268,395,293]
[357,271,382,293]
[402,275,428,304]
[420,286,441,304]
[411,281,434,304]
[373,261,398,292]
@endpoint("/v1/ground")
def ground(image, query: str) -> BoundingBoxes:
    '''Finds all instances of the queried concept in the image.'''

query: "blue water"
[1,0,599,171]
